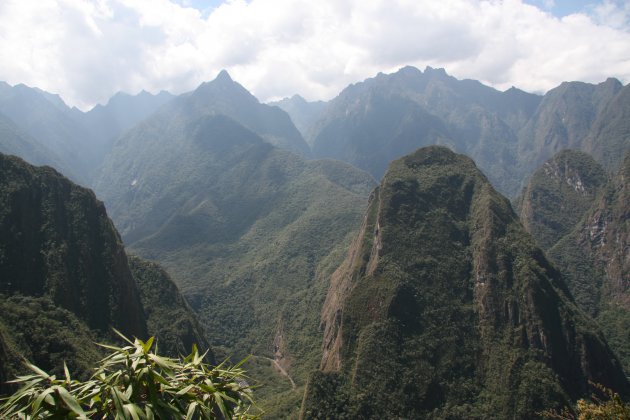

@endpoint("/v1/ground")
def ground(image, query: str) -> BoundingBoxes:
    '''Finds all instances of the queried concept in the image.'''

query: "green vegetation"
[0,295,104,397]
[128,255,212,360]
[515,150,608,251]
[520,150,630,373]
[543,384,630,419]
[94,110,375,416]
[0,153,147,338]
[0,152,215,400]
[0,332,255,419]
[302,146,628,418]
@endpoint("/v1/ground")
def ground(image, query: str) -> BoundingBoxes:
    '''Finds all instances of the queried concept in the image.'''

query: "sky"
[0,0,629,110]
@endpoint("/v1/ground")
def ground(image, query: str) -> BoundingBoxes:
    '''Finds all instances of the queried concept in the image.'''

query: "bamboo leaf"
[54,385,86,417]
[63,362,71,383]
[232,354,252,369]
[124,403,143,420]
[32,388,55,412]
[24,362,50,378]
[185,401,198,420]
[213,392,229,418]
[142,336,155,354]
[112,328,135,345]
[175,384,195,396]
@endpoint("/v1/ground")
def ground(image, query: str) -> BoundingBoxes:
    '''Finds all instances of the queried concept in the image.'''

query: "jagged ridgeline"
[0,153,209,393]
[301,146,629,419]
[306,66,629,199]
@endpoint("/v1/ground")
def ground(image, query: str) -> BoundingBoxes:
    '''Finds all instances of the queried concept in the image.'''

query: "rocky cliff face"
[302,146,628,419]
[0,153,147,337]
[518,150,630,370]
[545,152,630,367]
[517,78,623,172]
[516,150,608,251]
[0,153,212,391]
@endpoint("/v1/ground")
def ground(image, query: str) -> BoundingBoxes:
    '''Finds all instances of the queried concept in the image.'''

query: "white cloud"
[592,0,630,30]
[0,0,629,109]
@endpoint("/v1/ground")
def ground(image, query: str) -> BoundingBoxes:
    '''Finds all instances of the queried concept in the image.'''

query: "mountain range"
[0,66,629,418]
[303,66,628,198]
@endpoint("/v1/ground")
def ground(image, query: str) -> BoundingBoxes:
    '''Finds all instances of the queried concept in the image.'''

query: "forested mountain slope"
[301,146,628,419]
[519,150,630,371]
[0,153,209,394]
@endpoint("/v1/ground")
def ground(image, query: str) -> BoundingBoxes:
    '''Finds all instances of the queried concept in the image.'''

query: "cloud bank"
[1,0,629,109]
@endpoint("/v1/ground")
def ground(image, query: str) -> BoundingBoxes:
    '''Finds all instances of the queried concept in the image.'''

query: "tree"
[542,383,630,420]
[0,331,256,419]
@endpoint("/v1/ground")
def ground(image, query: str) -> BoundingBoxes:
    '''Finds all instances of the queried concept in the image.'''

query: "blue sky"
[181,0,615,19]
[0,0,628,109]
[525,0,598,17]
[173,0,224,17]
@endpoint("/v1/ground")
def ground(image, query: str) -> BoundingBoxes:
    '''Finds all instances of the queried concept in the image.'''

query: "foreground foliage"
[543,384,630,419]
[0,332,256,419]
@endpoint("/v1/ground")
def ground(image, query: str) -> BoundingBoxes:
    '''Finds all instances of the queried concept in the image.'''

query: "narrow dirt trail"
[257,356,296,389]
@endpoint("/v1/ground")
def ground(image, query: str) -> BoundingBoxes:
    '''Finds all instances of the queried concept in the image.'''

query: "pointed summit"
[302,146,629,418]
[215,69,233,83]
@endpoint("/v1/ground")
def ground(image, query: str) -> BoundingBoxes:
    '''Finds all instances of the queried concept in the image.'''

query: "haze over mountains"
[1,65,628,197]
[0,66,629,418]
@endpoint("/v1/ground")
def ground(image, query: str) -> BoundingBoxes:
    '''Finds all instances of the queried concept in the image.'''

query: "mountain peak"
[305,146,629,418]
[215,69,233,83]
[423,65,448,77]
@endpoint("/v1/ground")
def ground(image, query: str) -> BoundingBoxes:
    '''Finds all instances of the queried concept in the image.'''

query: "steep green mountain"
[515,150,608,250]
[301,146,628,419]
[128,255,211,359]
[309,66,541,196]
[517,78,624,173]
[517,150,630,371]
[94,111,375,412]
[0,153,209,393]
[161,70,310,156]
[0,153,147,336]
[268,95,327,141]
[540,152,630,368]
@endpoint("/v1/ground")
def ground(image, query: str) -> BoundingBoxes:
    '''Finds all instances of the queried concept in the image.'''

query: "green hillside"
[302,146,628,419]
[94,111,375,415]
[515,150,608,250]
[0,153,210,396]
